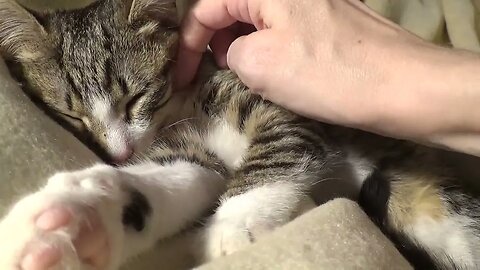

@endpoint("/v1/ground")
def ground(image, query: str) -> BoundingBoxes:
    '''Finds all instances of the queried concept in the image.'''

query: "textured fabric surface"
[0,59,100,216]
[199,199,412,270]
[365,0,480,52]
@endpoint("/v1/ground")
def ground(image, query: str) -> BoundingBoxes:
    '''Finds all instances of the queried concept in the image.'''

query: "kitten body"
[0,0,479,269]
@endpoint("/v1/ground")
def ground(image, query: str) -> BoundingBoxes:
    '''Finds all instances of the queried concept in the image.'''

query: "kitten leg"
[198,181,311,261]
[0,161,225,270]
[195,107,333,260]
[196,108,333,260]
[178,71,336,261]
[360,165,480,269]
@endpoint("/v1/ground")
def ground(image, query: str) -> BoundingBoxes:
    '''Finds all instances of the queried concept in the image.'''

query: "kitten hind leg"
[360,169,480,269]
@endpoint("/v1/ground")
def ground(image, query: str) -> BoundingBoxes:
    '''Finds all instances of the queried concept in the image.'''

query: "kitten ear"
[0,0,48,61]
[125,0,179,35]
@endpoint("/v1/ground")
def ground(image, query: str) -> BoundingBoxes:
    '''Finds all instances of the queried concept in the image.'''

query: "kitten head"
[0,0,179,163]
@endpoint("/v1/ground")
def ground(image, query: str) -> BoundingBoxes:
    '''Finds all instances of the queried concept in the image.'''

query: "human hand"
[174,0,417,126]
[174,0,480,157]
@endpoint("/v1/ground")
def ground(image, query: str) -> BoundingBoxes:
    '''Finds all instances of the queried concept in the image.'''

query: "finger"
[174,46,204,89]
[227,29,284,92]
[174,0,235,88]
[210,23,256,68]
[174,0,265,88]
[181,0,266,54]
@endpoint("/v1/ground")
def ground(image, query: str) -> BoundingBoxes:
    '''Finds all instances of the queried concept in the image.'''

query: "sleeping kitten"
[0,0,479,269]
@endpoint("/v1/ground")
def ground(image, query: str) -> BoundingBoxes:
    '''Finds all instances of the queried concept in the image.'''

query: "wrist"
[423,48,480,155]
[367,41,480,154]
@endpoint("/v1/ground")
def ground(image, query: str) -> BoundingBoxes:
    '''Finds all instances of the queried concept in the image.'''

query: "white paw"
[0,165,129,270]
[200,212,277,261]
[199,183,311,261]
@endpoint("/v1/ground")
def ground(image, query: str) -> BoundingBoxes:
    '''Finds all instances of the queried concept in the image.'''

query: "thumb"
[226,30,285,93]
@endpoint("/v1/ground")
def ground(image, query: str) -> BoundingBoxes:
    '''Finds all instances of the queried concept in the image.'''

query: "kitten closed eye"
[55,111,85,129]
[125,92,146,122]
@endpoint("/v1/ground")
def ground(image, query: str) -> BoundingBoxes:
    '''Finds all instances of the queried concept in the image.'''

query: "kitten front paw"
[199,204,287,261]
[199,185,313,262]
[0,165,130,270]
[200,215,258,261]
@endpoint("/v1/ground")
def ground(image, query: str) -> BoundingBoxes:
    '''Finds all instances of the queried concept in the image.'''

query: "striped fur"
[1,0,480,269]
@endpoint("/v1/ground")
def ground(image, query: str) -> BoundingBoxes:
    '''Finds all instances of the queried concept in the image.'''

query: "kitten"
[0,0,479,269]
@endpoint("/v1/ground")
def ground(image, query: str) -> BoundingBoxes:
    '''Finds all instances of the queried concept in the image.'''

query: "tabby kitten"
[0,0,479,269]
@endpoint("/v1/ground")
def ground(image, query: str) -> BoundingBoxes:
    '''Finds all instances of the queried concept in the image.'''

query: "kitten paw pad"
[0,166,126,270]
[21,206,109,270]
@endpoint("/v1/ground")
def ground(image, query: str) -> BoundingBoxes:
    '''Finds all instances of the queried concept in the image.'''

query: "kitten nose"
[113,148,134,164]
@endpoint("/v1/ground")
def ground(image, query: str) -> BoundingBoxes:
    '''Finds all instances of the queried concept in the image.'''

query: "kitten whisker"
[161,117,198,131]
[312,177,342,186]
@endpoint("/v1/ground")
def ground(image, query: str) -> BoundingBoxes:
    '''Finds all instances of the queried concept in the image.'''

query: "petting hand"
[175,0,480,157]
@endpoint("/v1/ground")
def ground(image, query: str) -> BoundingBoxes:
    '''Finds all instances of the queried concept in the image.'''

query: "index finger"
[174,0,263,88]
